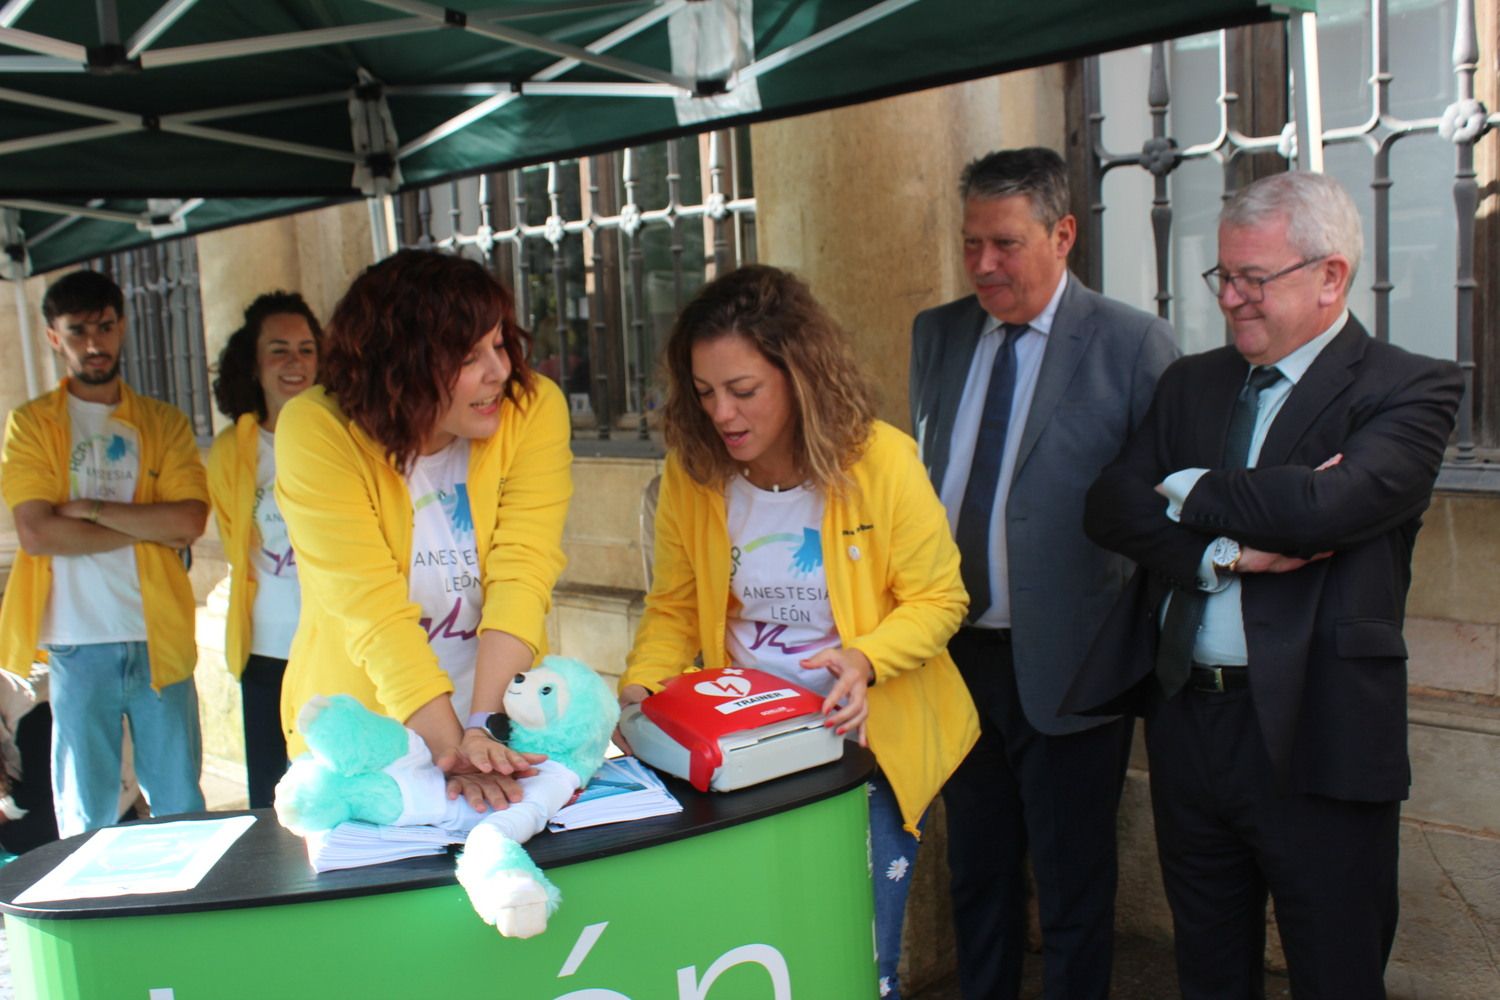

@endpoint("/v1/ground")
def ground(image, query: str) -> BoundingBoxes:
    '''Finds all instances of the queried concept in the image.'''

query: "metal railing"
[92,238,213,444]
[396,128,756,450]
[1084,0,1497,471]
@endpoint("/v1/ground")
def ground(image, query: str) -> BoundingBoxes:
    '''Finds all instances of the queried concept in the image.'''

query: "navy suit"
[910,276,1176,1000]
[1072,317,1463,998]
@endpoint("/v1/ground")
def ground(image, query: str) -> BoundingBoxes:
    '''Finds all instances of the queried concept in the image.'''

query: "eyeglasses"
[1201,256,1326,302]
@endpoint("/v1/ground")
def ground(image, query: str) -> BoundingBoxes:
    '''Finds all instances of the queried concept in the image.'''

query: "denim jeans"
[869,768,925,1000]
[47,641,204,838]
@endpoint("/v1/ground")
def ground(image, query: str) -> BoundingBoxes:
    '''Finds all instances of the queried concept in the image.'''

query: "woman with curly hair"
[619,265,979,999]
[275,250,572,810]
[207,291,321,807]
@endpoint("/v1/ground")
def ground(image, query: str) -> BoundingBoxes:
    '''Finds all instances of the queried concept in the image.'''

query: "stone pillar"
[750,67,1067,432]
[749,67,1069,994]
[0,274,51,542]
[0,273,52,590]
[195,200,374,435]
[191,200,374,784]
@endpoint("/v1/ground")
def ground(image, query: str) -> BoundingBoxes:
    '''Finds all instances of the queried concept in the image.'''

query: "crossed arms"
[1085,353,1463,581]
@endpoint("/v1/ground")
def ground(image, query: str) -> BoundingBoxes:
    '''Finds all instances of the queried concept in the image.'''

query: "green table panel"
[0,753,876,1000]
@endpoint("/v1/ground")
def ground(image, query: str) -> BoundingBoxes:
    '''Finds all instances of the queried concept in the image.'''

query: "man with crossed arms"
[1075,172,1462,998]
[1,269,207,837]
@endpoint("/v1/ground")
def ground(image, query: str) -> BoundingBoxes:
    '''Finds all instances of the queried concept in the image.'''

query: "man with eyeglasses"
[1067,171,1461,998]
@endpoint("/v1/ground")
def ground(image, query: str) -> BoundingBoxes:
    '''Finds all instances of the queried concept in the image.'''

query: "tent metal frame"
[0,0,924,268]
[0,0,1307,275]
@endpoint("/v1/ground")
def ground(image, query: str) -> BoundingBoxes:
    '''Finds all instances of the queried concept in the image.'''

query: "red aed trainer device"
[618,667,845,792]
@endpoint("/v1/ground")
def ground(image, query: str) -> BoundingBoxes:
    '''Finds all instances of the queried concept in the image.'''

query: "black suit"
[1072,316,1462,998]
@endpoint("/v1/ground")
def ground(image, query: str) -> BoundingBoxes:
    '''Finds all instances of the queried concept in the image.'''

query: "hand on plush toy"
[454,729,546,777]
[440,735,546,811]
[276,657,619,939]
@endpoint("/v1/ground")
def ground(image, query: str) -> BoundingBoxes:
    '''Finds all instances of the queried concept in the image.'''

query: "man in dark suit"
[909,147,1177,1000]
[1077,171,1462,999]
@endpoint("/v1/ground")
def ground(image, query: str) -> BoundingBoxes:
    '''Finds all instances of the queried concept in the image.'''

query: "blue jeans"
[47,642,204,838]
[869,768,925,1000]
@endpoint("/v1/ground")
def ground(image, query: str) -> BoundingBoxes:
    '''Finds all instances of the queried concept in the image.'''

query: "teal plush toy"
[274,655,621,938]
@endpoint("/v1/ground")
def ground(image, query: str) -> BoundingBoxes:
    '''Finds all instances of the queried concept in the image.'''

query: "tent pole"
[1288,11,1325,173]
[368,194,397,260]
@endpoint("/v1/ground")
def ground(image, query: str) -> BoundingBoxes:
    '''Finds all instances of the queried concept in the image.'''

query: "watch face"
[1213,538,1238,567]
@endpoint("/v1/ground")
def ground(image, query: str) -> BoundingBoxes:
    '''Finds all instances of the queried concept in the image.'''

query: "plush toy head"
[500,656,619,786]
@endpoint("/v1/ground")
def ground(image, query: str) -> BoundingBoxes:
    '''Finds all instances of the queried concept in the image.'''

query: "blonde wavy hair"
[662,265,878,496]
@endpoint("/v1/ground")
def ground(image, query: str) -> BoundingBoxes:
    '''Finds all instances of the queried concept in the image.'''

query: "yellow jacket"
[0,380,208,688]
[624,421,979,834]
[206,413,263,679]
[275,380,572,755]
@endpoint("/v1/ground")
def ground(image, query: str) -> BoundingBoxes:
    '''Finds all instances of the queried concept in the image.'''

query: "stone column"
[191,200,374,781]
[195,200,374,435]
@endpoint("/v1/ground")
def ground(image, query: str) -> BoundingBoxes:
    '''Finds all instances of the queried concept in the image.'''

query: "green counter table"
[0,749,876,999]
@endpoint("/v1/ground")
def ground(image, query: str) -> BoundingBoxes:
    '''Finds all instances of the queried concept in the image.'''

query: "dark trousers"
[241,654,290,809]
[943,627,1133,1000]
[1145,685,1400,1000]
[0,703,58,855]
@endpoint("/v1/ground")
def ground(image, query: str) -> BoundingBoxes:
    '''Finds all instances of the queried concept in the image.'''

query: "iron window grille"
[396,128,756,454]
[90,238,213,446]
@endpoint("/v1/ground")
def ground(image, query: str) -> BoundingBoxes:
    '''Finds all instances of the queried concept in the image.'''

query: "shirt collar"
[1268,308,1348,385]
[981,270,1068,338]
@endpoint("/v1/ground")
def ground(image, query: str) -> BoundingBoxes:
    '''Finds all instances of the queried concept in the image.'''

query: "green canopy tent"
[1,0,1313,275]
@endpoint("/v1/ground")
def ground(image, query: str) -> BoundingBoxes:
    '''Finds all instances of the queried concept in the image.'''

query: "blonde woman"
[621,265,979,999]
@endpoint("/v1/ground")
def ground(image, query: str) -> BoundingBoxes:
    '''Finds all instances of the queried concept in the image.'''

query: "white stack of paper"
[547,756,682,832]
[305,821,461,873]
[299,757,681,872]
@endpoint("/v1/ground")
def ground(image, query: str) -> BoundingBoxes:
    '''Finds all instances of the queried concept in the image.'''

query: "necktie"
[955,323,1027,624]
[1154,365,1284,696]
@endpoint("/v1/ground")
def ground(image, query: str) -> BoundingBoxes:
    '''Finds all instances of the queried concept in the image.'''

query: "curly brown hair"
[663,265,877,496]
[319,250,532,470]
[211,291,323,421]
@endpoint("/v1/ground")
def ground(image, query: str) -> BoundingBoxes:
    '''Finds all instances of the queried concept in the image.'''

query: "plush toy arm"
[453,760,581,939]
[474,760,580,842]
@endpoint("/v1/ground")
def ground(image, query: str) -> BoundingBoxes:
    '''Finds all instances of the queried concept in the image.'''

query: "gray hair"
[1221,172,1363,288]
[959,147,1070,229]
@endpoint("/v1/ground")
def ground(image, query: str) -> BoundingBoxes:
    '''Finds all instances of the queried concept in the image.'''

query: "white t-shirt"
[406,441,482,720]
[40,394,147,645]
[248,428,301,659]
[724,475,839,697]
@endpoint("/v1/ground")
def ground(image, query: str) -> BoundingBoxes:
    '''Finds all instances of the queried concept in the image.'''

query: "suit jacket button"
[848,545,861,561]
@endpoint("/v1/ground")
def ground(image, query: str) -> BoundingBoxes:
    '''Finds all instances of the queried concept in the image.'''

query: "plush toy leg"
[298,695,409,775]
[274,694,451,836]
[456,822,561,939]
[274,761,403,836]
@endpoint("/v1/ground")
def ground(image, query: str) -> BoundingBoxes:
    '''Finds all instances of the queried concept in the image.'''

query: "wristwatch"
[1210,536,1241,573]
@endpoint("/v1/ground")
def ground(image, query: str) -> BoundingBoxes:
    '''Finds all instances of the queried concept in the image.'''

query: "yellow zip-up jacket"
[275,380,572,756]
[0,379,208,688]
[624,421,979,835]
[206,412,263,679]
